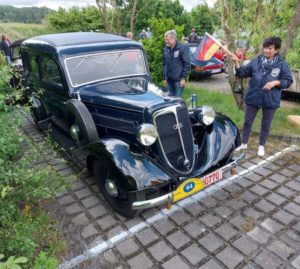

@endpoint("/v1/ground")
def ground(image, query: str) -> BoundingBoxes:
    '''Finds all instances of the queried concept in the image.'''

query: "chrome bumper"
[132,150,245,210]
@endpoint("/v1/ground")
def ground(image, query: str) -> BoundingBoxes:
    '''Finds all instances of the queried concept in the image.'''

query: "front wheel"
[93,159,137,218]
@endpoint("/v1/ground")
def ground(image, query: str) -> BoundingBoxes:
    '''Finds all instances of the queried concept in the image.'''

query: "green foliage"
[0,5,53,24]
[33,252,58,269]
[189,4,221,36]
[0,254,28,269]
[46,6,104,32]
[0,63,69,267]
[143,18,184,84]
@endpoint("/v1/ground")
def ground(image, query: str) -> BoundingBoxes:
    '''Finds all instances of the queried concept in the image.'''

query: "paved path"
[20,113,300,269]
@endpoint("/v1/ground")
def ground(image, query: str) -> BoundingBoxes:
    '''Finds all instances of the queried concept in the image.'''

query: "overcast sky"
[1,0,216,11]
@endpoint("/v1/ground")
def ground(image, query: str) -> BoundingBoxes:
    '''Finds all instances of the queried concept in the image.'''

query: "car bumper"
[132,150,245,210]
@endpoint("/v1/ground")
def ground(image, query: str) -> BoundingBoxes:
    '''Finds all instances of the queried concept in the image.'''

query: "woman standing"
[232,37,293,156]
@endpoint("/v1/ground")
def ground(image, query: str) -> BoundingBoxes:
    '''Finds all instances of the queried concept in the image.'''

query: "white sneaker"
[236,143,248,151]
[257,145,265,156]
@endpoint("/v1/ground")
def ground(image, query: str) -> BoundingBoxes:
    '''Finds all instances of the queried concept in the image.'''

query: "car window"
[65,49,147,87]
[40,57,63,86]
[29,55,39,78]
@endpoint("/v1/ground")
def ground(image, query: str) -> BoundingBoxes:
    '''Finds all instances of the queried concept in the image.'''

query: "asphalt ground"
[19,110,300,269]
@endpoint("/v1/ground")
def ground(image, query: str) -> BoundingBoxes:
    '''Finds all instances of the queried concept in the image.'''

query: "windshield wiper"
[110,52,122,72]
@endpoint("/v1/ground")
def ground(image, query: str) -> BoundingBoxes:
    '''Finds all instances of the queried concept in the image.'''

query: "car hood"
[77,79,181,113]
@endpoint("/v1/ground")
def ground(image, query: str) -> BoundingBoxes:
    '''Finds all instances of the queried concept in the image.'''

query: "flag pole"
[205,32,234,56]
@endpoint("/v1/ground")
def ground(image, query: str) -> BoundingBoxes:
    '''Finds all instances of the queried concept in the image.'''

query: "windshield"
[65,49,147,87]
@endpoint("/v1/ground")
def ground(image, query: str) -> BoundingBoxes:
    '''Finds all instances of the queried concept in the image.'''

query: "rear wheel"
[66,99,99,146]
[93,159,137,218]
[30,96,47,127]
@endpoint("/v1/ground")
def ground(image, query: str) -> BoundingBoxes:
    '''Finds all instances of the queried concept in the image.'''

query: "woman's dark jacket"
[236,54,293,108]
[162,41,190,82]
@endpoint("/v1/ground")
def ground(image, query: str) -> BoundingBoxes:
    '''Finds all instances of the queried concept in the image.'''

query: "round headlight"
[199,106,216,125]
[137,124,158,146]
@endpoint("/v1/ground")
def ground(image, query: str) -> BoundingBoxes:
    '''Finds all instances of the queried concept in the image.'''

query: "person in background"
[138,29,147,39]
[1,34,11,65]
[126,31,134,40]
[162,30,190,97]
[188,28,198,43]
[232,36,293,156]
[146,27,152,38]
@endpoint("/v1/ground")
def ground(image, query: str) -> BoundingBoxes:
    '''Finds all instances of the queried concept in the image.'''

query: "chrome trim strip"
[153,105,194,174]
[131,151,245,210]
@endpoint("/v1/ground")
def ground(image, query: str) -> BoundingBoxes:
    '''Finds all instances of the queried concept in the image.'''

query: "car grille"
[153,105,194,174]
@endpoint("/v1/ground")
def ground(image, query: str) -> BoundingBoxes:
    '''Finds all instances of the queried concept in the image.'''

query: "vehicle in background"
[187,43,225,79]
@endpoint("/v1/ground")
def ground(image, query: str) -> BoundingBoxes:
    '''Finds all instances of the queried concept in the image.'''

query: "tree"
[189,4,221,36]
[46,6,104,32]
[217,0,300,109]
[96,0,111,33]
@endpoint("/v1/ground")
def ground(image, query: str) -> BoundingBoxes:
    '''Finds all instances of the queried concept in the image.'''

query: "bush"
[0,54,71,267]
[142,18,184,84]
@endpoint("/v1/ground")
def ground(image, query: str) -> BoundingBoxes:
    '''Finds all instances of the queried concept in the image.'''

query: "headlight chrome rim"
[137,124,158,146]
[199,106,216,125]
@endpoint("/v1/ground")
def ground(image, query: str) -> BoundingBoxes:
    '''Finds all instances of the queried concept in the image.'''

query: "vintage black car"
[20,32,244,217]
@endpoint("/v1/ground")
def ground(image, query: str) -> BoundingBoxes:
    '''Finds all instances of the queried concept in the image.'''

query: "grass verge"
[0,22,54,41]
[184,85,300,137]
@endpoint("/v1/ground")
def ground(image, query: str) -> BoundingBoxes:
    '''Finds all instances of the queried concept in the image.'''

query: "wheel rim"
[70,124,81,142]
[105,179,119,197]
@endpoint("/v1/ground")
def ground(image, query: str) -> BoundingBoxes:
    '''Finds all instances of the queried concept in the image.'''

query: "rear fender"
[86,138,170,191]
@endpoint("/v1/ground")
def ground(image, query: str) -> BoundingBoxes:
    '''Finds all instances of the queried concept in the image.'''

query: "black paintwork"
[21,32,241,204]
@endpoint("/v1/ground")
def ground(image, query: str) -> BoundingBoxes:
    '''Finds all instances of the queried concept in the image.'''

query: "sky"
[1,0,217,11]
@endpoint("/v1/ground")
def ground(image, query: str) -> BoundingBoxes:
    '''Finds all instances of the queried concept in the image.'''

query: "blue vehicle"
[21,32,244,217]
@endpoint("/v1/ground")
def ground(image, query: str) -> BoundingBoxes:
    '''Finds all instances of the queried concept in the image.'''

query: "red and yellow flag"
[194,34,220,61]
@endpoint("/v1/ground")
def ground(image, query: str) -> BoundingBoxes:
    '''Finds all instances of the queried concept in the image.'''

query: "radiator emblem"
[173,122,183,130]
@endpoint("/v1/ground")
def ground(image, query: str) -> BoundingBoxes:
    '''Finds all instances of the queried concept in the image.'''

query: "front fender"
[86,138,171,191]
[192,113,241,176]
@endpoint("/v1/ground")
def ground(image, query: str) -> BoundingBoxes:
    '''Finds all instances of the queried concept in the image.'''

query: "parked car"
[187,43,225,78]
[21,32,244,217]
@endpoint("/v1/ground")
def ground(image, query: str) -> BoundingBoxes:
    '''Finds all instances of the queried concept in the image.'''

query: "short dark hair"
[263,37,281,49]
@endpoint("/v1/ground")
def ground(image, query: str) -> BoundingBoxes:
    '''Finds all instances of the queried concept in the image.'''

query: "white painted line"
[58,145,297,269]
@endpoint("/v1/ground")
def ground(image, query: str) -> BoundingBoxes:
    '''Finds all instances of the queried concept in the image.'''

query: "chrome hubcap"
[70,124,80,141]
[105,179,118,197]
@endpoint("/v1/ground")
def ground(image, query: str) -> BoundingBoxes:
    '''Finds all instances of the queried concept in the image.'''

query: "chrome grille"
[153,105,195,174]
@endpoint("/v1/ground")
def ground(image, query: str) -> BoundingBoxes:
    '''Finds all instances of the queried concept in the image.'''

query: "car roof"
[21,32,142,57]
[23,32,129,47]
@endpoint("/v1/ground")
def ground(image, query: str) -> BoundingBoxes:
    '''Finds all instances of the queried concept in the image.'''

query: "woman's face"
[263,45,278,59]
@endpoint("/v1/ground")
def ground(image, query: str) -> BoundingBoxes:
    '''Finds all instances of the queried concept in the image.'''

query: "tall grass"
[0,22,54,41]
[184,85,300,136]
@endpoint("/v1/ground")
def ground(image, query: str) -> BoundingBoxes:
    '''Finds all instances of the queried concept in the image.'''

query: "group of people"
[0,34,12,65]
[126,28,152,41]
[162,29,293,156]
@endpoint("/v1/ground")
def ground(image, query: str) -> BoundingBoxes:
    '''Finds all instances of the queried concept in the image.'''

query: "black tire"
[30,96,47,126]
[66,99,99,145]
[93,159,137,218]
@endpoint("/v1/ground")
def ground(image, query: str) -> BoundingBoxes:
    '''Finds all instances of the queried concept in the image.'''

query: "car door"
[39,54,70,131]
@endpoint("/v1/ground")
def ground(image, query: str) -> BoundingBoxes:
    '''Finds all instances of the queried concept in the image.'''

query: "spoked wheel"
[66,99,99,146]
[93,159,137,218]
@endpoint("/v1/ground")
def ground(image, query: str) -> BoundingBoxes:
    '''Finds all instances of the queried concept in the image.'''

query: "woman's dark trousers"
[242,104,277,146]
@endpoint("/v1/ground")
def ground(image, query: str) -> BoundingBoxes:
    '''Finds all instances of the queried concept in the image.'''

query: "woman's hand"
[263,80,280,90]
[230,53,240,69]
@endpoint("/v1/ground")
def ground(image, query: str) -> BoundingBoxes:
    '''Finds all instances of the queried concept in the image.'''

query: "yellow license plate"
[172,178,205,202]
